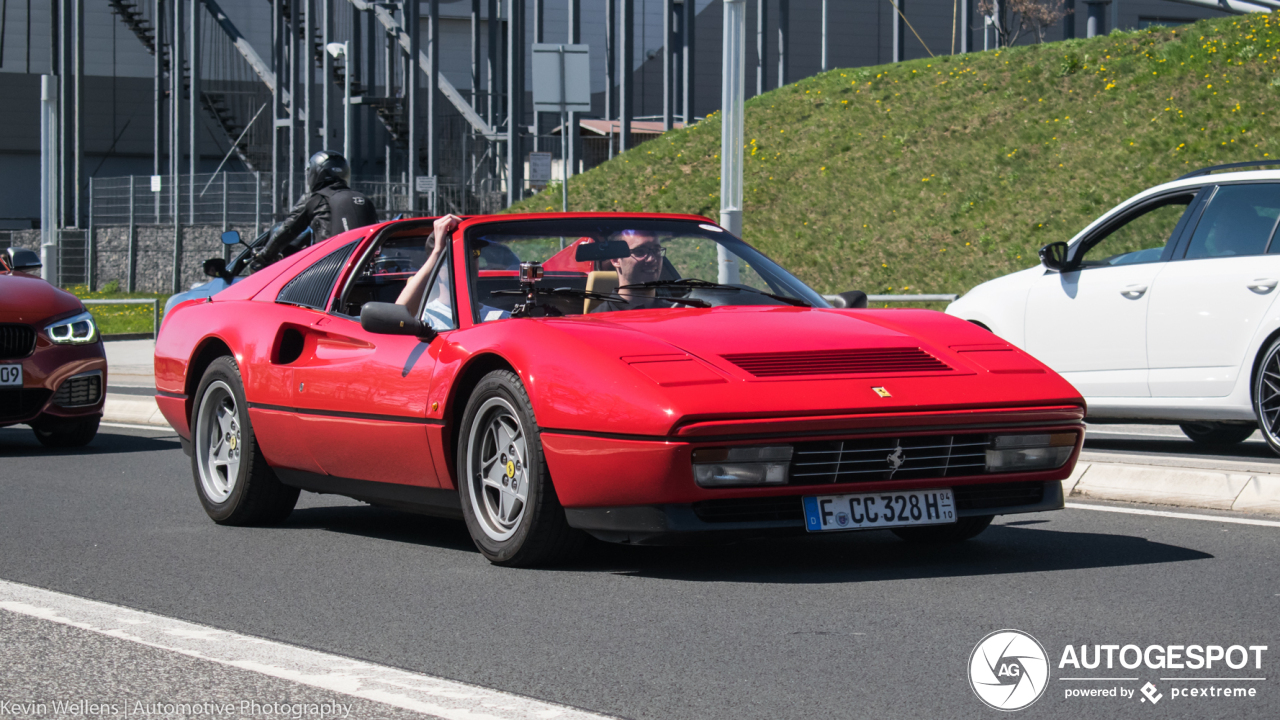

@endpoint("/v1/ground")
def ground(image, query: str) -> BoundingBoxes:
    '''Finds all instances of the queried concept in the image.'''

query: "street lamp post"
[719,0,744,284]
[326,42,351,159]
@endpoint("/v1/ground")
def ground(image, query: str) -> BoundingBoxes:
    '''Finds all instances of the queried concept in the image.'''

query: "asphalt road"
[1,423,1278,720]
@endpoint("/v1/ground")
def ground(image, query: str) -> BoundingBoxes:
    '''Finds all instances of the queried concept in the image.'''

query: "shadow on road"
[278,503,1213,583]
[0,427,182,458]
[584,524,1213,584]
[284,505,478,554]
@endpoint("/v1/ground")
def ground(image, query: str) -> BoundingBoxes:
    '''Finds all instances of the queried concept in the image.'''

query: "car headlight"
[986,433,1076,472]
[692,445,793,487]
[45,311,98,344]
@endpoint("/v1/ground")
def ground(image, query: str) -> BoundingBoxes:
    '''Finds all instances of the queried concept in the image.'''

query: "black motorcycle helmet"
[306,150,351,192]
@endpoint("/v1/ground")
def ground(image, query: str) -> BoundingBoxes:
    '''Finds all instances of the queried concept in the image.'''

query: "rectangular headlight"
[986,433,1075,472]
[45,311,98,344]
[692,445,793,487]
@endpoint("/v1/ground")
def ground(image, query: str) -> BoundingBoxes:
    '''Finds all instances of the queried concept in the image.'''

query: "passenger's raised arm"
[397,214,462,310]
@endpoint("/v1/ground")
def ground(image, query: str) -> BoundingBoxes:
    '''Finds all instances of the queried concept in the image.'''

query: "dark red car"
[155,214,1085,566]
[1,247,105,446]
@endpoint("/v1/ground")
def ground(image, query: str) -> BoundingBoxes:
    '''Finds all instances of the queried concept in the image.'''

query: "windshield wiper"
[617,279,811,307]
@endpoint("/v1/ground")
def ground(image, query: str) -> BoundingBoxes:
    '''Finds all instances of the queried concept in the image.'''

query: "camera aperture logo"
[969,629,1051,711]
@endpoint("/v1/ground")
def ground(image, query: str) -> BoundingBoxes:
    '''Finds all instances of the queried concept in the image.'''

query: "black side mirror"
[829,290,868,309]
[1039,242,1071,271]
[6,247,42,271]
[221,230,243,246]
[360,302,437,341]
[203,258,230,280]
[574,240,632,262]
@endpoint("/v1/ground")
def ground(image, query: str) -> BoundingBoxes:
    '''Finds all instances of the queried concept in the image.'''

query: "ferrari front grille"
[721,348,951,378]
[0,324,36,359]
[788,433,990,485]
[52,372,102,408]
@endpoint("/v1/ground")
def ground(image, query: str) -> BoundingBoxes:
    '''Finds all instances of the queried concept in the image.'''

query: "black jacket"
[258,180,379,265]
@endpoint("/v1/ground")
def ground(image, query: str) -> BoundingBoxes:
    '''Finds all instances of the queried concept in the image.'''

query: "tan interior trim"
[584,271,619,313]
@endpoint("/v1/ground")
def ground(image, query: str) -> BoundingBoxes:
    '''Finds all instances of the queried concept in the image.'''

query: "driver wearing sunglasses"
[590,230,673,313]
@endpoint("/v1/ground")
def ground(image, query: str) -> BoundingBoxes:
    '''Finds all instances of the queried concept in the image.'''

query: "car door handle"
[1247,278,1278,293]
[1120,284,1148,298]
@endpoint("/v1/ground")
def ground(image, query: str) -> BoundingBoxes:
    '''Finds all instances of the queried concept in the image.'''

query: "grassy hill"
[512,13,1280,298]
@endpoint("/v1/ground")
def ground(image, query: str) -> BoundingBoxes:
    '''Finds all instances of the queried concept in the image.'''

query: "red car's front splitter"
[541,415,1083,545]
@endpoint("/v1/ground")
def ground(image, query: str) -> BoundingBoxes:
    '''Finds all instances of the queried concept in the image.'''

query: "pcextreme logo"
[969,629,1051,711]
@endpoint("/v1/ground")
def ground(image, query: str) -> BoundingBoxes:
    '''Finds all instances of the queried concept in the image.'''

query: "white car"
[947,162,1280,455]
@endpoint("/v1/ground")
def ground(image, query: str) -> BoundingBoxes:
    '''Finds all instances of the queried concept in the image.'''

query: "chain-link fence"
[88,172,509,229]
[89,173,272,231]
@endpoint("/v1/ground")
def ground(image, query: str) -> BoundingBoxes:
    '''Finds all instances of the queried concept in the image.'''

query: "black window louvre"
[276,242,358,311]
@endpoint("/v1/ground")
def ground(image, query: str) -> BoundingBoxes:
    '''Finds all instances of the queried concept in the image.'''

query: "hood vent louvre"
[722,348,951,378]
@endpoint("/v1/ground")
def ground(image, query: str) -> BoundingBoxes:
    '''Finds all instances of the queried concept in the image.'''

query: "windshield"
[465,218,827,323]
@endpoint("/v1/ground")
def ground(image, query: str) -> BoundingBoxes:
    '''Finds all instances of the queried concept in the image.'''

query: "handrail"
[82,299,161,339]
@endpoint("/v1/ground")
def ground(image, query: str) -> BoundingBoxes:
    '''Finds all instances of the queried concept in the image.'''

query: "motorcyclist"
[253,151,379,269]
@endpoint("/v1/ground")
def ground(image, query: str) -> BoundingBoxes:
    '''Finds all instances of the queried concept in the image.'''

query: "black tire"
[190,356,298,525]
[1178,422,1255,447]
[891,515,993,543]
[456,369,584,567]
[31,415,100,448]
[1256,337,1280,457]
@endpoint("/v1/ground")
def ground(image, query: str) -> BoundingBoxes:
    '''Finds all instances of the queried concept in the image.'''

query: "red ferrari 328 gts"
[155,214,1085,566]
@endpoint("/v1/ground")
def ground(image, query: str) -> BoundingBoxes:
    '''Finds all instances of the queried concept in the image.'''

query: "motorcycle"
[163,224,313,315]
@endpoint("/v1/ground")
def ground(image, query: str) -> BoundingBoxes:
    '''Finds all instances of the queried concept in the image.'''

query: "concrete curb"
[103,393,171,428]
[1065,460,1280,515]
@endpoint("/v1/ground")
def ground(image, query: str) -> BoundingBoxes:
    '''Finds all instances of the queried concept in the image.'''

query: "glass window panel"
[1080,197,1191,268]
[465,219,826,323]
[1186,184,1280,260]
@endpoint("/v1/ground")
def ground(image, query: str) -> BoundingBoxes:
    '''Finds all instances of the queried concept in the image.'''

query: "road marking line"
[100,422,174,432]
[1065,502,1280,528]
[0,579,619,720]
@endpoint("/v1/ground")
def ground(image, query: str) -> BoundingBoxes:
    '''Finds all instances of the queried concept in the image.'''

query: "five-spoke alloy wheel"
[195,380,242,504]
[458,369,583,566]
[191,356,299,524]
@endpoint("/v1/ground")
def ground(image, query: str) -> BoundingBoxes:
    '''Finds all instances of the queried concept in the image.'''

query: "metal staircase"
[109,0,273,173]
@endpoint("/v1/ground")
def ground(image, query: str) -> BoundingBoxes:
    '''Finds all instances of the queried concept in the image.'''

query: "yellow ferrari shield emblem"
[505,460,516,478]
[872,387,892,398]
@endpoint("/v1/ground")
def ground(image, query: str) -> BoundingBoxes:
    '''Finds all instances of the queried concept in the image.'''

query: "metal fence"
[88,172,511,230]
[59,230,88,287]
[90,173,271,230]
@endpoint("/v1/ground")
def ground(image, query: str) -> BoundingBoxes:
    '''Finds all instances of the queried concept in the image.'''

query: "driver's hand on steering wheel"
[430,214,462,256]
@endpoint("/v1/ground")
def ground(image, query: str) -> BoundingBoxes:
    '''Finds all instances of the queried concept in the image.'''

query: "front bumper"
[565,480,1064,545]
[0,339,107,428]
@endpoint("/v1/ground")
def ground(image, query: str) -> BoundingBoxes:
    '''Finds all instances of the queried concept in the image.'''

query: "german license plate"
[803,488,956,532]
[0,364,20,387]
